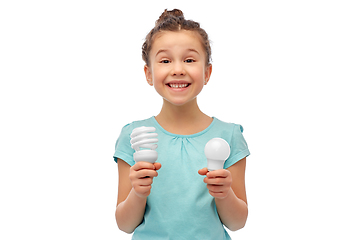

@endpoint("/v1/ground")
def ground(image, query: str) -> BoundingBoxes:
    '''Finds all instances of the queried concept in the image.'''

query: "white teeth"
[169,83,189,88]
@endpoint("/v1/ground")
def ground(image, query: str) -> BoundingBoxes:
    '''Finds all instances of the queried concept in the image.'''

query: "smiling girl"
[114,9,250,240]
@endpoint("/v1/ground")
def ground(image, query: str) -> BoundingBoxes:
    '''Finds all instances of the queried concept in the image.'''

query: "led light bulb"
[130,126,158,163]
[204,138,230,171]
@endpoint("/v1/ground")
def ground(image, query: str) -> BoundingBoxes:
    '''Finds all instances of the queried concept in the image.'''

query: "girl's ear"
[204,64,212,85]
[144,65,153,86]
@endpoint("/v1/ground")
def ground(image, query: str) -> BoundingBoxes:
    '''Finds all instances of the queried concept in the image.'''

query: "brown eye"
[161,60,170,63]
[185,59,194,63]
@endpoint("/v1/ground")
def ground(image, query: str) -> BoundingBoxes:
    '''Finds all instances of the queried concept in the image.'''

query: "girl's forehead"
[152,30,204,51]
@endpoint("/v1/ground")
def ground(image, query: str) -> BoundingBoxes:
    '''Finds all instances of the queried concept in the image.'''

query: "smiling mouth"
[166,83,190,88]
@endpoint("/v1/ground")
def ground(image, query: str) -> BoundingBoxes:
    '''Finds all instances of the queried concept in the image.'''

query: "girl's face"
[145,30,212,107]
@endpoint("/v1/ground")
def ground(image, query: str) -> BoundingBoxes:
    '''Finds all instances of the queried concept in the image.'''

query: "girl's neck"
[155,98,212,135]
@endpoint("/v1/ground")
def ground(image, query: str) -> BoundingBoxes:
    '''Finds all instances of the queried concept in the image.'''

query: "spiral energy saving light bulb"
[204,138,231,171]
[130,126,158,163]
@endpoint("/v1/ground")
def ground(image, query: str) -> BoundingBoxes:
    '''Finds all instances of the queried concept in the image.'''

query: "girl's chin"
[162,97,197,107]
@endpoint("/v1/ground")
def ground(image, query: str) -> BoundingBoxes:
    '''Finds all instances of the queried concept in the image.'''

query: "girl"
[114,9,250,240]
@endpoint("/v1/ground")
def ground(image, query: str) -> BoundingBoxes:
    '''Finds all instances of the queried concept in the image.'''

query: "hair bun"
[156,9,184,26]
[143,8,212,66]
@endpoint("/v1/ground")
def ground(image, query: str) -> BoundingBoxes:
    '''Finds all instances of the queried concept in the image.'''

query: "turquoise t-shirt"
[114,116,250,240]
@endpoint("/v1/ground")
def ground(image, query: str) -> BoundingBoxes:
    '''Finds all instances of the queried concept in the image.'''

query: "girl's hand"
[198,168,232,199]
[129,162,161,198]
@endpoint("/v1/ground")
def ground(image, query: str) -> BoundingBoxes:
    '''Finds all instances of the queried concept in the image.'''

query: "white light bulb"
[204,138,230,171]
[130,126,158,163]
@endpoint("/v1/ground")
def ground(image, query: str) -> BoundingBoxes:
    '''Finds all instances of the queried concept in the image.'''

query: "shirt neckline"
[151,116,216,138]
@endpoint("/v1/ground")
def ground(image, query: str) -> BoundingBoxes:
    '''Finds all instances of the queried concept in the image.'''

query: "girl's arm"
[199,157,248,231]
[215,157,248,231]
[115,159,161,233]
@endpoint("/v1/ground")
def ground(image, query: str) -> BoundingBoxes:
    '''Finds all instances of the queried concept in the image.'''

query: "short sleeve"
[113,123,136,166]
[224,124,250,169]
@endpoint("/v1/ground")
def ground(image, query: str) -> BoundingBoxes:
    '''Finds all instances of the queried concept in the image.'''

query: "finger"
[153,162,162,170]
[204,177,225,185]
[133,185,152,197]
[206,169,229,178]
[209,190,227,199]
[138,177,154,186]
[136,169,158,179]
[132,162,156,171]
[207,184,224,193]
[198,168,208,175]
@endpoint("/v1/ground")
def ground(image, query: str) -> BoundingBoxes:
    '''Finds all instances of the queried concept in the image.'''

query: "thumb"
[198,167,208,176]
[154,162,162,170]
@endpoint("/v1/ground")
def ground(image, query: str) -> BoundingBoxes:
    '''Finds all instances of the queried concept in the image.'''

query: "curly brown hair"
[142,9,212,67]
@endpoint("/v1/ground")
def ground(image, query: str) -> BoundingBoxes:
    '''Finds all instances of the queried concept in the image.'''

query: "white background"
[1,0,359,239]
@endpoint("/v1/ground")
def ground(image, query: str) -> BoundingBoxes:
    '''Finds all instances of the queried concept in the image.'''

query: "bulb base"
[207,159,225,171]
[133,150,158,163]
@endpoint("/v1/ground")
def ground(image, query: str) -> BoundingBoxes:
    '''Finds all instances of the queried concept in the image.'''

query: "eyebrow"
[155,49,168,57]
[155,48,200,57]
[187,48,200,55]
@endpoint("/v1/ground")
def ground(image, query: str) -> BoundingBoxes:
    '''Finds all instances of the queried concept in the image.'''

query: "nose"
[171,61,185,76]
